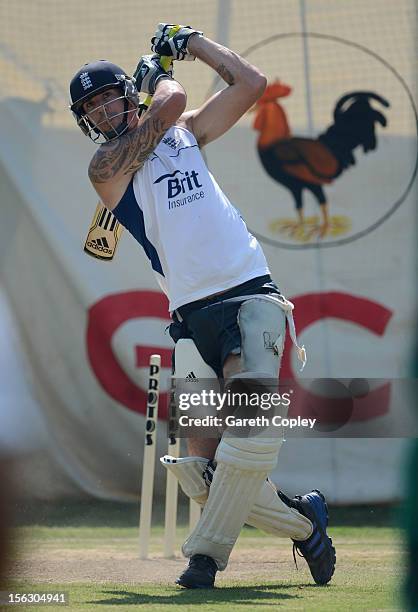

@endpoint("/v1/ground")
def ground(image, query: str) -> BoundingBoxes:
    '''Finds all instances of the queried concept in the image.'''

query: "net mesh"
[0,0,415,132]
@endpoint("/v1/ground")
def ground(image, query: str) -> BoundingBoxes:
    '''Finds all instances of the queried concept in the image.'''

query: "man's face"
[82,87,132,138]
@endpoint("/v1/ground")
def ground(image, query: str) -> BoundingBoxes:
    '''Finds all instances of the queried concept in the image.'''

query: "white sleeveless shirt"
[112,125,270,311]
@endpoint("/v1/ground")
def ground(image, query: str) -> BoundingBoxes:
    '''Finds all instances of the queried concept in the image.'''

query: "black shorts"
[169,275,280,377]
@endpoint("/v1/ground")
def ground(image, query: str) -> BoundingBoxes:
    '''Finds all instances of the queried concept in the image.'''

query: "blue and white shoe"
[291,489,336,585]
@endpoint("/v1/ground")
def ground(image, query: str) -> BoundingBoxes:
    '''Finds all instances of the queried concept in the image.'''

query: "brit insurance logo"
[205,32,417,249]
[154,169,206,210]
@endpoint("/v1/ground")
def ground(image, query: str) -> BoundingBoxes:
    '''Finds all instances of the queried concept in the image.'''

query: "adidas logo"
[87,237,112,253]
[185,371,198,381]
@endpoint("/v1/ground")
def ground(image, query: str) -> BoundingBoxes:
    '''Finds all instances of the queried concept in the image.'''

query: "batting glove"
[133,54,173,95]
[151,23,203,61]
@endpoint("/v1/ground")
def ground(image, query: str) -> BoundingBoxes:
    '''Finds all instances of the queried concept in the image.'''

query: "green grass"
[4,500,403,611]
[3,579,401,612]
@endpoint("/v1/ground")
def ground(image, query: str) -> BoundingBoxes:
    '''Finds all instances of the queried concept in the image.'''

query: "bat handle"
[142,25,181,109]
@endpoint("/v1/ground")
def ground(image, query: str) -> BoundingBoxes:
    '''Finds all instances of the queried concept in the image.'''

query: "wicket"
[139,354,201,559]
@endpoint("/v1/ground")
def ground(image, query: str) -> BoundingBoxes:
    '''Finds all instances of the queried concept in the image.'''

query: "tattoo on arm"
[216,63,235,86]
[123,117,166,175]
[88,116,167,183]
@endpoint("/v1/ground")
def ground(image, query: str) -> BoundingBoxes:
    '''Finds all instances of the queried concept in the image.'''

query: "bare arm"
[179,35,266,147]
[88,79,186,206]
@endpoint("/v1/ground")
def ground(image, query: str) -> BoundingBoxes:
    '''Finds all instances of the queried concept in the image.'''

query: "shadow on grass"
[90,584,313,606]
[13,499,400,529]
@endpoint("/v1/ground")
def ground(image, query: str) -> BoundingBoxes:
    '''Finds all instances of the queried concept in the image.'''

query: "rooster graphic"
[253,81,390,239]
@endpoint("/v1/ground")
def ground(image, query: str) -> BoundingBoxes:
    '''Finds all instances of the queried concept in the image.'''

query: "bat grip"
[141,25,181,109]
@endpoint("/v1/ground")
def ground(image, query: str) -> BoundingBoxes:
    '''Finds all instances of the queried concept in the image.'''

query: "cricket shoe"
[176,554,218,589]
[290,489,336,585]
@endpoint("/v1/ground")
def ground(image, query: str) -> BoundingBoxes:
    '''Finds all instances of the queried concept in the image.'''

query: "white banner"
[0,0,416,502]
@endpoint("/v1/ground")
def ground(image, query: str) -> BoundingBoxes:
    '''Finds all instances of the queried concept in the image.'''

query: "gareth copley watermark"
[178,413,317,429]
[170,378,418,438]
[177,389,316,430]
